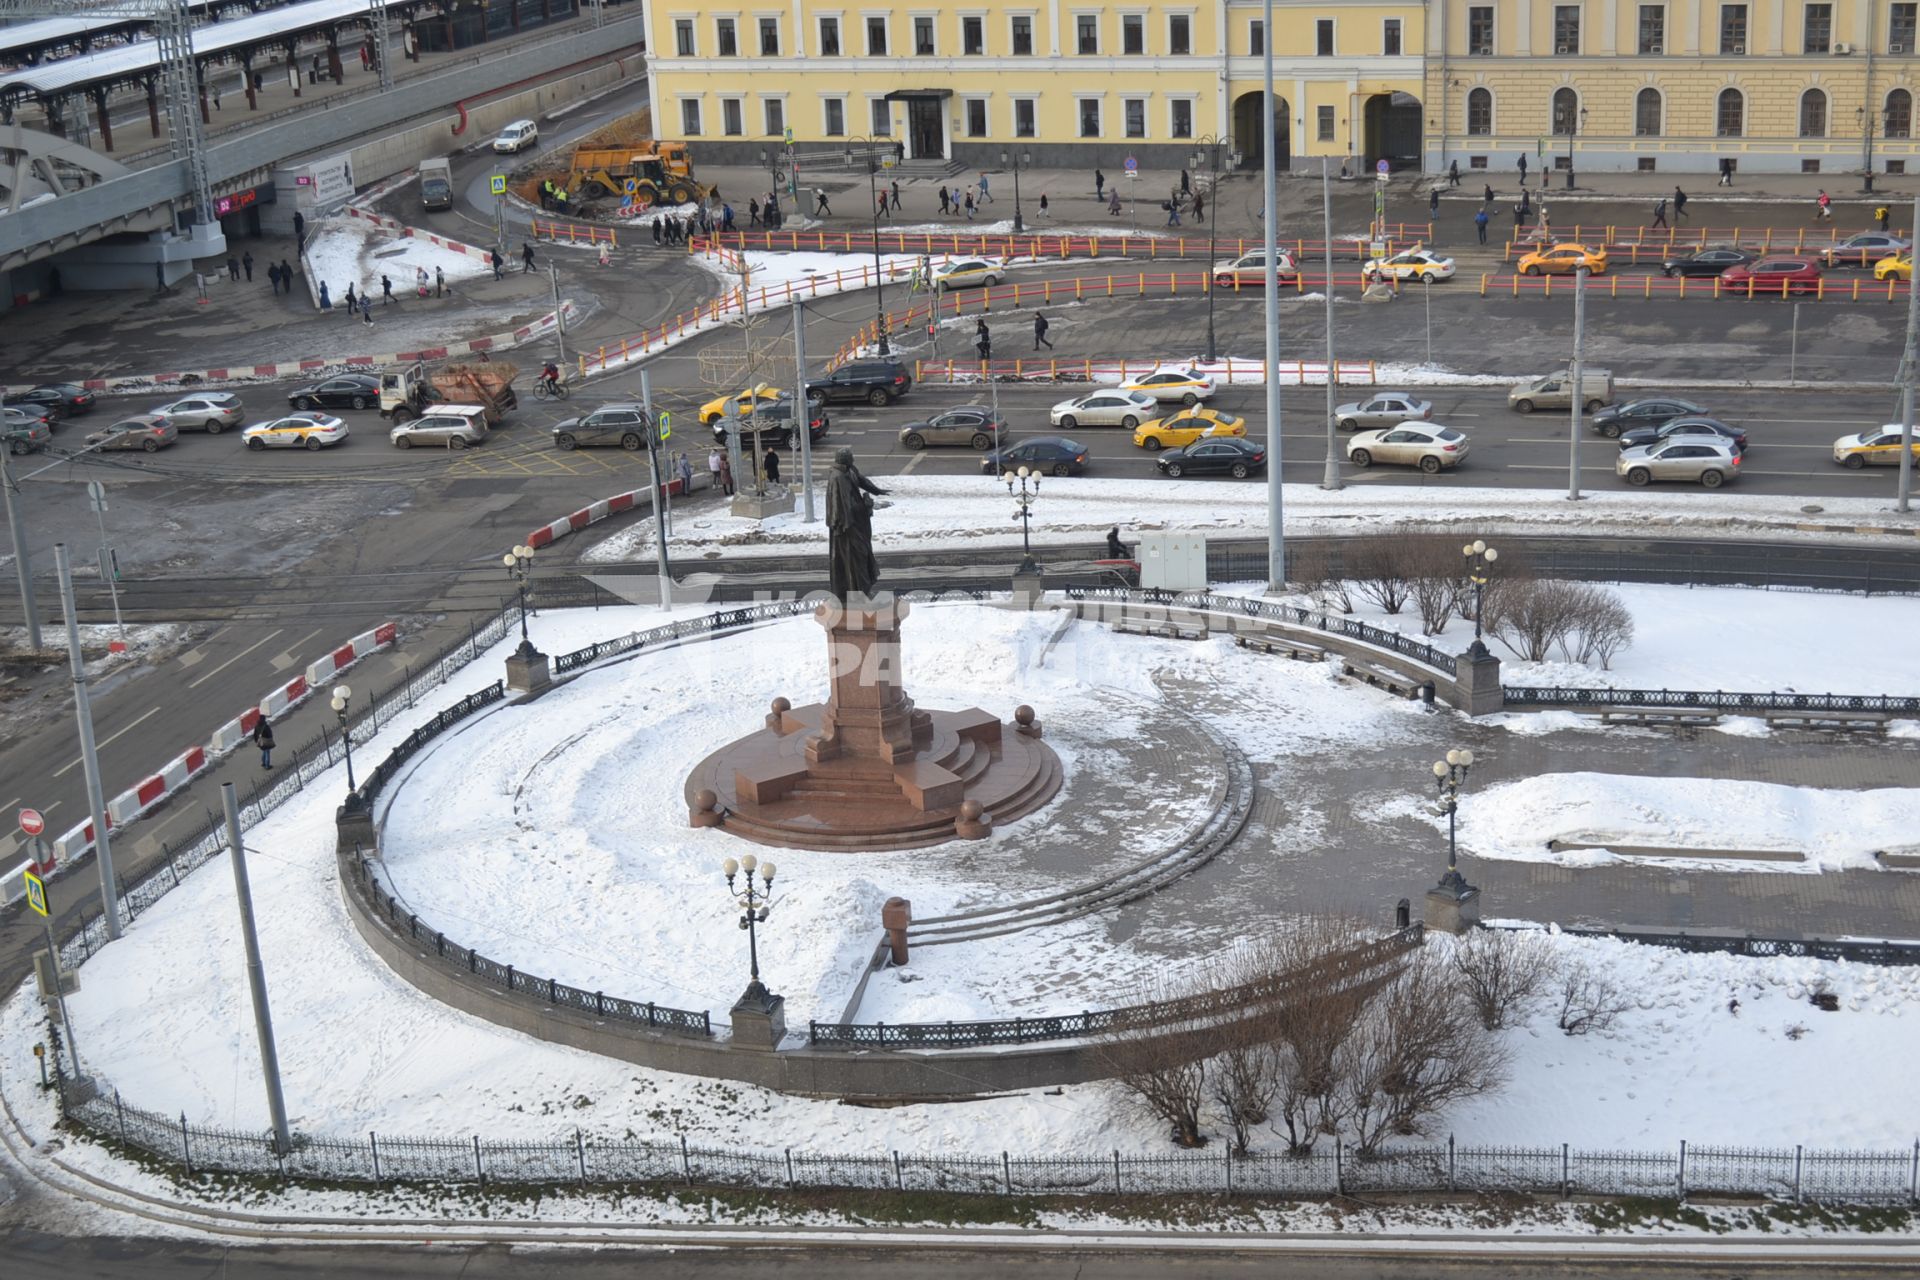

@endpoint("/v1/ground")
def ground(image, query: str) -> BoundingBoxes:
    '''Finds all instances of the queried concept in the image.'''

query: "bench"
[1341,658,1420,699]
[1115,618,1209,642]
[1591,708,1722,728]
[1762,710,1888,733]
[1236,633,1326,663]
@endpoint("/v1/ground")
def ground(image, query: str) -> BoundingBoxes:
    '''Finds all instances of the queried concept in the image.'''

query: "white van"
[492,120,539,154]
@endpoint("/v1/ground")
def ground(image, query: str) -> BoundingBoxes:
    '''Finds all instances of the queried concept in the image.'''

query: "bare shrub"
[1403,533,1469,637]
[1571,588,1635,669]
[1209,1034,1280,1155]
[1342,949,1509,1153]
[1556,964,1631,1036]
[1264,916,1393,1154]
[1097,977,1213,1148]
[1487,578,1587,663]
[1448,929,1562,1031]
[1346,535,1412,616]
[1288,541,1352,615]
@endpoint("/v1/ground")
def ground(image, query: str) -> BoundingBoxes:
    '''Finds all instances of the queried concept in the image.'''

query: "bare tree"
[1342,949,1510,1153]
[1346,535,1413,616]
[1289,541,1352,615]
[1263,916,1387,1154]
[1556,963,1631,1036]
[1486,578,1586,663]
[1097,979,1213,1148]
[1448,929,1561,1031]
[1571,589,1635,670]
[1209,1034,1279,1155]
[1402,533,1469,637]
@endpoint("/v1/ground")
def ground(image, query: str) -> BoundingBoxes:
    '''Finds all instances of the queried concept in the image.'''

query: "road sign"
[783,126,794,145]
[1123,156,1139,175]
[623,177,640,196]
[22,869,46,918]
[18,807,44,836]
[658,410,672,440]
[1376,159,1390,181]
[489,174,507,196]
[85,480,108,513]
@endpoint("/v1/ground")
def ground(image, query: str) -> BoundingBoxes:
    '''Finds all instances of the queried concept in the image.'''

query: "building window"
[1123,13,1144,53]
[673,18,694,55]
[1553,5,1580,53]
[1891,159,1909,174]
[1466,86,1492,134]
[1720,4,1747,53]
[1799,87,1827,137]
[1123,97,1147,136]
[1634,87,1662,135]
[866,16,887,55]
[716,17,737,56]
[1383,18,1402,54]
[1638,5,1664,53]
[914,16,934,54]
[1470,155,1488,168]
[721,98,743,135]
[1716,86,1744,136]
[759,17,779,55]
[1469,6,1494,54]
[1551,86,1580,134]
[1316,19,1334,54]
[870,98,891,134]
[764,98,784,135]
[1888,88,1914,138]
[965,98,988,137]
[1078,98,1102,137]
[1078,14,1099,54]
[1316,105,1336,141]
[824,98,845,136]
[1170,99,1193,137]
[1169,14,1190,54]
[1014,98,1037,136]
[1249,19,1264,54]
[1894,2,1917,50]
[1804,3,1832,52]
[1011,15,1033,54]
[681,99,703,135]
[818,16,840,55]
[963,15,984,53]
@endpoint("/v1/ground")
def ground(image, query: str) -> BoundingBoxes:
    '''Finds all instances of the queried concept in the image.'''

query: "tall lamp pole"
[1006,464,1041,574]
[329,683,359,800]
[1002,148,1030,233]
[722,854,778,999]
[846,137,890,355]
[1462,539,1498,657]
[1564,108,1586,190]
[1192,135,1236,363]
[1432,748,1475,891]
[503,543,536,655]
[1260,0,1285,593]
[1859,105,1889,194]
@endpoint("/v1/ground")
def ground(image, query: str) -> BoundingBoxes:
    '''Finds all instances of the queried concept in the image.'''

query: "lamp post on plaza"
[845,136,891,355]
[1431,748,1474,891]
[1462,539,1498,658]
[1859,104,1892,194]
[1001,148,1032,233]
[722,854,778,1000]
[1006,464,1041,575]
[329,683,359,801]
[503,543,535,655]
[1563,107,1586,190]
[1191,134,1239,363]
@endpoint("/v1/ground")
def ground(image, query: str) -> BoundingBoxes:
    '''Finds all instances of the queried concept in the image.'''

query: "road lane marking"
[186,628,285,689]
[52,707,162,778]
[270,628,325,672]
[901,452,928,473]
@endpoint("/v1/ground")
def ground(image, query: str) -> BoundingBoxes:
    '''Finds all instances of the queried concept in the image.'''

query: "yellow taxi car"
[1516,243,1610,276]
[931,257,1005,290]
[1833,425,1920,468]
[1361,247,1457,282]
[1133,408,1246,451]
[698,384,786,425]
[1874,252,1912,281]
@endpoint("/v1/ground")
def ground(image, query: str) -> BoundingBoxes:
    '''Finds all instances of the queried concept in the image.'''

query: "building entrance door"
[907,99,945,159]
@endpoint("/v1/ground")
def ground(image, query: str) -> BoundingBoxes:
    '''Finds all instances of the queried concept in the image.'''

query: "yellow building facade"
[1425,0,1920,177]
[641,1,1428,172]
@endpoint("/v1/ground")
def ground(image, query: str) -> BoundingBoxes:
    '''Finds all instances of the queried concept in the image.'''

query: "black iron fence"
[1064,586,1460,678]
[808,926,1423,1048]
[1502,686,1920,715]
[550,597,819,675]
[51,1071,1920,1204]
[1520,926,1920,968]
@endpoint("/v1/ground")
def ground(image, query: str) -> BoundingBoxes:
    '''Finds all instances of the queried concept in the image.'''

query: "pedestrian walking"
[1651,198,1668,229]
[938,186,951,215]
[723,202,736,232]
[293,211,306,252]
[414,266,428,298]
[1180,168,1191,197]
[598,240,611,267]
[878,189,890,219]
[1038,193,1050,219]
[1519,190,1533,220]
[964,191,976,220]
[491,249,504,280]
[279,259,293,292]
[652,217,663,246]
[979,172,993,203]
[708,447,723,491]
[1108,188,1122,217]
[1164,195,1181,227]
[719,453,735,496]
[213,83,222,111]
[241,251,254,281]
[1033,313,1053,350]
[1877,204,1892,231]
[435,265,444,297]
[318,281,330,309]
[748,198,761,228]
[1448,159,1461,187]
[226,255,240,282]
[1192,192,1204,223]
[381,274,394,305]
[254,717,275,769]
[1094,168,1105,200]
[267,262,280,294]
[1816,189,1833,221]
[359,44,369,70]
[1513,203,1526,234]
[891,179,901,210]
[343,282,356,312]
[815,188,831,217]
[1517,152,1528,186]
[1473,207,1489,245]
[1674,187,1689,221]
[677,452,693,490]
[1429,189,1440,219]
[360,294,373,325]
[1106,526,1127,559]
[763,446,781,485]
[522,242,536,272]
[975,318,991,362]
[1718,157,1734,187]
[1483,182,1495,206]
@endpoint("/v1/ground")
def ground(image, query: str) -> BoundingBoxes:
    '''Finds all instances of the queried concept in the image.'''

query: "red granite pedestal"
[685,596,1062,850]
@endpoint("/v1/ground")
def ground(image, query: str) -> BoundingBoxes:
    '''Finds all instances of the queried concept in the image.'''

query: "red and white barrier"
[524,478,699,551]
[52,818,103,866]
[303,620,399,689]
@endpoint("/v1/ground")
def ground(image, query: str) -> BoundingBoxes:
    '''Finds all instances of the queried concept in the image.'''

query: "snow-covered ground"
[302,216,490,305]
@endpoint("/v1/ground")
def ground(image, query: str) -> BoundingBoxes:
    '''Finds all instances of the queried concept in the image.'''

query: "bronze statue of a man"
[825,446,888,603]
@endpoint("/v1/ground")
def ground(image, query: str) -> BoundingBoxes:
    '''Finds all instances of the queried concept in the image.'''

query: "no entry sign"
[17,808,43,837]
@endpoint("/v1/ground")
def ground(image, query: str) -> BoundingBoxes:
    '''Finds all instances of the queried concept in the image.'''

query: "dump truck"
[567,141,709,206]
[419,157,453,211]
[379,359,519,423]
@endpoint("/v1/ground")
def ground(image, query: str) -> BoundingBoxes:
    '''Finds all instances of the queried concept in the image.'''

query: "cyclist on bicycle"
[540,361,560,395]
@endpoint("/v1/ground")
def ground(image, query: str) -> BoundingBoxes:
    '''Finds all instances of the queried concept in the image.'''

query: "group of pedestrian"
[265,257,297,294]
[707,447,736,496]
[1649,187,1690,228]
[651,213,692,245]
[537,179,573,214]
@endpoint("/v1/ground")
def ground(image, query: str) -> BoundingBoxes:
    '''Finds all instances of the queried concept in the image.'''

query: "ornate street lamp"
[844,136,890,354]
[1431,748,1474,891]
[329,683,358,801]
[503,543,535,656]
[1001,148,1032,233]
[1564,107,1587,190]
[1006,464,1040,574]
[1190,134,1240,363]
[1859,104,1893,193]
[722,854,778,1000]
[1462,539,1498,658]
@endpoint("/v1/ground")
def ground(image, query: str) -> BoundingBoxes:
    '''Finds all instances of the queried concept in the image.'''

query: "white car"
[1361,248,1457,282]
[492,120,539,154]
[1049,389,1158,429]
[1118,366,1217,405]
[1213,250,1298,286]
[242,413,350,451]
[1346,424,1469,473]
[390,405,488,450]
[931,258,1005,290]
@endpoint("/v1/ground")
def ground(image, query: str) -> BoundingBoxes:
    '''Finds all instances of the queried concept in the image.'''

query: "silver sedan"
[1049,389,1158,429]
[1616,440,1742,488]
[1334,393,1435,432]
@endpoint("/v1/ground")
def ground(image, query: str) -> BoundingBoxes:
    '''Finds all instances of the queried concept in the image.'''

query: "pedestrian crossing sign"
[489,174,507,196]
[624,178,640,195]
[23,869,47,918]
[658,411,672,440]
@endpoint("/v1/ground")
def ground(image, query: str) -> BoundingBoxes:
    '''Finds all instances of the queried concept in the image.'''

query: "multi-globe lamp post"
[503,542,536,656]
[722,854,778,1000]
[1002,147,1031,233]
[1463,539,1498,657]
[1006,464,1041,574]
[329,682,359,804]
[1431,747,1474,892]
[844,136,891,354]
[1190,134,1240,363]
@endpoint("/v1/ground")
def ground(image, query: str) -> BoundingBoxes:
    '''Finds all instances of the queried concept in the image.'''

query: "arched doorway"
[1231,91,1289,170]
[1363,91,1422,169]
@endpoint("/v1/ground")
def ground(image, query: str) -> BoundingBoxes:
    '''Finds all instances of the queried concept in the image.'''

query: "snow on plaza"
[15,567,1920,1158]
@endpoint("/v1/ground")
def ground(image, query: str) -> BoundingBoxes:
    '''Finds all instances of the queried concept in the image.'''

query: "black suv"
[805,359,913,407]
[713,399,830,449]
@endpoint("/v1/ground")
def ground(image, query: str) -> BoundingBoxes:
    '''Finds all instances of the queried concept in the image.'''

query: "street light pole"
[1431,748,1475,889]
[1462,540,1498,657]
[1564,108,1585,190]
[1003,149,1029,233]
[846,137,890,355]
[722,854,778,999]
[1897,192,1920,514]
[1568,264,1589,500]
[1006,465,1041,574]
[1261,0,1285,593]
[1192,135,1230,363]
[0,445,41,650]
[329,684,359,797]
[219,782,292,1157]
[53,543,120,940]
[1320,156,1341,491]
[503,543,536,652]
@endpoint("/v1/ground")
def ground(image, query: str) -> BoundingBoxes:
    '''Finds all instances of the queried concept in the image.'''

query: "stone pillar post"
[882,896,912,965]
[729,986,786,1049]
[1424,875,1481,935]
[1452,643,1504,717]
[505,640,551,695]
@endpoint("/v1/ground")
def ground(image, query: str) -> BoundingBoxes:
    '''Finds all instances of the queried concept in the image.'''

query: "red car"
[1719,256,1823,295]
